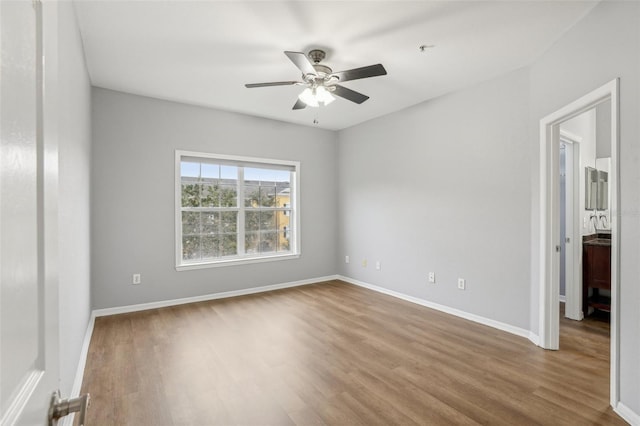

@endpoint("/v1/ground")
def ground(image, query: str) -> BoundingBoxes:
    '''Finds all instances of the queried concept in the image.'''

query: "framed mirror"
[585,166,609,211]
[597,169,608,210]
[585,166,598,210]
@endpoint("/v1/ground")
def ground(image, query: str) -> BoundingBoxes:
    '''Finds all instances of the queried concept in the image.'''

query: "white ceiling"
[74,1,598,130]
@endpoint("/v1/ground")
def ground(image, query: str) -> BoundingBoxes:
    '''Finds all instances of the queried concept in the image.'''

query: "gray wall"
[338,1,639,414]
[337,68,532,329]
[57,1,92,396]
[528,0,640,413]
[91,88,338,309]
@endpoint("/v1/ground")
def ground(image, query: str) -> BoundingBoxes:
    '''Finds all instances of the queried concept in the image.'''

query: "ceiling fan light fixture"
[298,87,319,107]
[298,86,335,108]
[316,86,335,106]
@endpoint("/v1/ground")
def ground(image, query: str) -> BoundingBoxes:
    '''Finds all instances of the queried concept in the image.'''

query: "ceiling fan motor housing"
[312,64,332,76]
[307,50,333,80]
[308,49,326,63]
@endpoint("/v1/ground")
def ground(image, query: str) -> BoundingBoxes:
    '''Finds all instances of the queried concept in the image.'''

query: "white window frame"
[175,150,301,270]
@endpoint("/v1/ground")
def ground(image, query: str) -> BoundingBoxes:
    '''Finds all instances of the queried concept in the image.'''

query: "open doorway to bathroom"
[558,101,612,324]
[538,79,619,407]
[556,105,612,398]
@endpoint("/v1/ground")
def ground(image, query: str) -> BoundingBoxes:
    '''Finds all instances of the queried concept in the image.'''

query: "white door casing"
[1,1,60,425]
[538,79,619,406]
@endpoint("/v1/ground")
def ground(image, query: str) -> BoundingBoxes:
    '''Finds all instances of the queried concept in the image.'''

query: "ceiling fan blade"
[292,99,307,110]
[331,64,387,83]
[332,85,370,104]
[245,81,300,88]
[284,51,317,77]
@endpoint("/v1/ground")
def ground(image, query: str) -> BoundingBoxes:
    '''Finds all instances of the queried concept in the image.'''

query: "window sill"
[176,253,300,271]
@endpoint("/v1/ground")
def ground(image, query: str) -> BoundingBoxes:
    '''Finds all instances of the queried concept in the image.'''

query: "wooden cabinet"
[582,235,611,316]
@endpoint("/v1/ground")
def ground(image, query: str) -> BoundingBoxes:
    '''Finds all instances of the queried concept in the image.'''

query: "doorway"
[538,79,619,407]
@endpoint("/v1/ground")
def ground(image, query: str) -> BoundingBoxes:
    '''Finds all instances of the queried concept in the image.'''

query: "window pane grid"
[181,207,241,213]
[178,155,295,265]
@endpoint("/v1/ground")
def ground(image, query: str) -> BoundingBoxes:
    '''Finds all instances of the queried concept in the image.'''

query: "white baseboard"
[528,332,540,346]
[338,275,534,342]
[615,401,640,426]
[70,313,95,396]
[93,275,339,317]
[62,312,96,426]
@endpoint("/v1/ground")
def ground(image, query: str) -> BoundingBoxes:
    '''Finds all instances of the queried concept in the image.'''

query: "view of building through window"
[178,155,295,266]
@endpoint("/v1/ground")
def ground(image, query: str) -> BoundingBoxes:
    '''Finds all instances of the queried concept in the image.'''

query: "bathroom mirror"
[597,170,608,210]
[584,166,609,211]
[585,167,598,210]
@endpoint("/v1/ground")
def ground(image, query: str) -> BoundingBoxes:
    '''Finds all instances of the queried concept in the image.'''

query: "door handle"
[48,390,90,426]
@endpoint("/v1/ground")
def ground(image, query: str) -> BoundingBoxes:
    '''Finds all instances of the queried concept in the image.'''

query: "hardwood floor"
[80,280,625,425]
[560,302,611,363]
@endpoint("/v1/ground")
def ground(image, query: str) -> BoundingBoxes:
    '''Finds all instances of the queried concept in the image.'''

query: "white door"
[559,138,582,320]
[559,143,568,302]
[1,1,60,424]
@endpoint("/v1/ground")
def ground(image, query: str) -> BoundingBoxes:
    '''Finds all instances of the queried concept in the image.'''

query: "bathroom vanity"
[582,232,611,316]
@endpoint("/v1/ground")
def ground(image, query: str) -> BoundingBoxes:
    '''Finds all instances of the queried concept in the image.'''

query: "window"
[175,151,299,269]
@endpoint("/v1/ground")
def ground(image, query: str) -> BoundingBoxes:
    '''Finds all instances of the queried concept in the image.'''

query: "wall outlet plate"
[345,255,350,264]
[428,272,435,283]
[457,278,465,290]
[375,261,381,270]
[132,274,141,285]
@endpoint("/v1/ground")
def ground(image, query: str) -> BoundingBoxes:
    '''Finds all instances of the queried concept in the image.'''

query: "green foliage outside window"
[180,161,292,263]
[181,182,239,260]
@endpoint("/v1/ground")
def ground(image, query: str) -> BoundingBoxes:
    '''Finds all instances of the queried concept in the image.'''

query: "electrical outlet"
[428,272,435,283]
[375,261,381,270]
[457,278,466,290]
[345,255,350,264]
[362,259,367,268]
[132,274,141,285]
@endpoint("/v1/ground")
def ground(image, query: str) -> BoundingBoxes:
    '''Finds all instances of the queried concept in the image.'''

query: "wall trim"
[615,402,640,426]
[528,332,540,346]
[338,275,535,344]
[62,312,96,426]
[93,275,339,317]
[559,295,567,303]
[70,313,95,397]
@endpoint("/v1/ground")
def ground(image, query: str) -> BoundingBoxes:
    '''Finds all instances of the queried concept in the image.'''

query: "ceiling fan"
[245,49,387,110]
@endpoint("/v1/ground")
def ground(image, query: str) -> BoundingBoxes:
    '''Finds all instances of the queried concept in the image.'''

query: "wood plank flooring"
[80,280,625,425]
